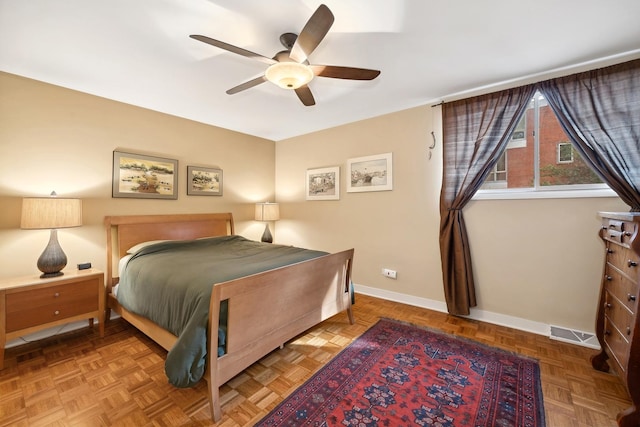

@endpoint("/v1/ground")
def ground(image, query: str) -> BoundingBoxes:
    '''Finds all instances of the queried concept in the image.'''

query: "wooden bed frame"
[104,213,354,421]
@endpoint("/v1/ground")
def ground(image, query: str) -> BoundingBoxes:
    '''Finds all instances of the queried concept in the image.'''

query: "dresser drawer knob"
[628,260,638,268]
[605,275,612,281]
[629,294,637,302]
[54,292,60,297]
[54,310,60,315]
[606,248,614,254]
[605,303,612,309]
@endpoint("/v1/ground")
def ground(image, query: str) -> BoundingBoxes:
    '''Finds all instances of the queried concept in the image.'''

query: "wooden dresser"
[0,268,105,370]
[592,212,640,427]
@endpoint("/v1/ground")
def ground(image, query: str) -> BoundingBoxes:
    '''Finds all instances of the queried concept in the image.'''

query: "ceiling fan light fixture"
[265,62,314,90]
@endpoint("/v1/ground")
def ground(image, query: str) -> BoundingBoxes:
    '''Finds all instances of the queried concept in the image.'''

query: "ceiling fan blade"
[190,35,276,66]
[310,65,381,80]
[289,4,334,63]
[295,85,316,106]
[226,75,268,95]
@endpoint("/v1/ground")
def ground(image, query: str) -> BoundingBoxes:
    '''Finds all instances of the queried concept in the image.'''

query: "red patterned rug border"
[256,317,546,427]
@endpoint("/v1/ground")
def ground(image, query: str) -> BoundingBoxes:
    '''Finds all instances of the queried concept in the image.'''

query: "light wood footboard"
[206,248,354,421]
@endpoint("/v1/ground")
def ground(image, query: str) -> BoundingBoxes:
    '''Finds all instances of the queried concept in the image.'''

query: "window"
[483,152,507,189]
[509,115,526,147]
[557,142,573,163]
[479,91,605,194]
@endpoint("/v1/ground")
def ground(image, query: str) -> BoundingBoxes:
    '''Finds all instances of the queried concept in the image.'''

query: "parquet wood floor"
[0,294,632,426]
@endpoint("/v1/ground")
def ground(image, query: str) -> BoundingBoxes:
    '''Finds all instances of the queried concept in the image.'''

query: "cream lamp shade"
[265,62,314,90]
[255,202,280,222]
[255,202,279,243]
[21,192,82,278]
[21,197,83,229]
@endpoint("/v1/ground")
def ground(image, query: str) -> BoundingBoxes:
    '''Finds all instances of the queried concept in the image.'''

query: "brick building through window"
[483,92,602,189]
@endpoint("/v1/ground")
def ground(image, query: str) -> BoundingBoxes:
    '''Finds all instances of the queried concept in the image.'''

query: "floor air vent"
[550,325,600,349]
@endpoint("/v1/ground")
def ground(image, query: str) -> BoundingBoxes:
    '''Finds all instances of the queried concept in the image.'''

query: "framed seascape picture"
[306,166,340,200]
[112,150,178,199]
[347,152,393,193]
[187,166,223,196]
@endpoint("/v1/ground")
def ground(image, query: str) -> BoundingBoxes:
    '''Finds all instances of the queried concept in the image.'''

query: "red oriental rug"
[256,318,545,427]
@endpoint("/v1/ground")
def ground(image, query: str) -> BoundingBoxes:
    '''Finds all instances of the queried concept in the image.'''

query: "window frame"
[474,91,613,200]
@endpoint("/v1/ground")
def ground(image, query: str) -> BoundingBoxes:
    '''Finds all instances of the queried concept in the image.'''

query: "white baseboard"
[354,283,600,349]
[6,287,599,351]
[5,312,121,349]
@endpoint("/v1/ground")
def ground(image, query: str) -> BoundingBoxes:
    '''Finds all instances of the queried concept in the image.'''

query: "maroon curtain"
[439,85,536,315]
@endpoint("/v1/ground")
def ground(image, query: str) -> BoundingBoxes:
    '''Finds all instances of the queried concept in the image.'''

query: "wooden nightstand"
[0,268,105,370]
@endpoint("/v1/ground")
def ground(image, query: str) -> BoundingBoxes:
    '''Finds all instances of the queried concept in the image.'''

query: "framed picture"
[306,166,340,200]
[187,166,223,196]
[112,150,178,199]
[347,152,393,193]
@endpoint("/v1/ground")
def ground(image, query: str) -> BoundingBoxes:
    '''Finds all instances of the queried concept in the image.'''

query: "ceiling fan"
[189,4,380,106]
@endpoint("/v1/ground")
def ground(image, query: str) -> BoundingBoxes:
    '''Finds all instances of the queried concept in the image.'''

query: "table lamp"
[255,202,279,243]
[21,191,83,278]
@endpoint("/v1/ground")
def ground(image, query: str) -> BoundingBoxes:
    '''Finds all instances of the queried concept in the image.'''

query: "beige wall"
[1,71,632,336]
[275,105,629,333]
[274,106,445,304]
[0,72,275,279]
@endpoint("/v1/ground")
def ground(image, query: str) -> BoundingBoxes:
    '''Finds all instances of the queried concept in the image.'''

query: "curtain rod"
[429,50,640,107]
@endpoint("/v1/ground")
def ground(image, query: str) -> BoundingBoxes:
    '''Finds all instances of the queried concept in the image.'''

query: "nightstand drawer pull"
[607,248,614,254]
[54,310,60,315]
[629,260,638,268]
[605,302,612,309]
[54,292,60,297]
[605,275,612,281]
[628,327,632,335]
[629,294,637,302]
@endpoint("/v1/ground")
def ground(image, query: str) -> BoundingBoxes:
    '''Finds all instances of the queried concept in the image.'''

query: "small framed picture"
[347,152,393,193]
[306,166,340,200]
[187,166,223,196]
[112,150,178,199]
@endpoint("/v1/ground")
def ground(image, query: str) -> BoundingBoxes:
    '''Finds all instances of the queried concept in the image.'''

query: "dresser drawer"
[606,245,640,280]
[5,279,99,332]
[604,290,635,338]
[603,268,639,314]
[603,218,638,246]
[604,318,629,374]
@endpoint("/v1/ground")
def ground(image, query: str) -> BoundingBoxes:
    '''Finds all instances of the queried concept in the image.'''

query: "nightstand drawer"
[6,279,99,332]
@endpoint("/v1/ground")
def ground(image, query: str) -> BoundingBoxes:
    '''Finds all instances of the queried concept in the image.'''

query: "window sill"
[473,187,617,200]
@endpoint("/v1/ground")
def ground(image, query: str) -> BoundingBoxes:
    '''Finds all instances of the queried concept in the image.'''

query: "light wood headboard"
[105,213,234,290]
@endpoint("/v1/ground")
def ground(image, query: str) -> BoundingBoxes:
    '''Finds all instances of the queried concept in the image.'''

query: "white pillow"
[126,240,170,254]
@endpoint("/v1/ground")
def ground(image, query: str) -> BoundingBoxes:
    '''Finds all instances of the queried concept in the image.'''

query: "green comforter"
[116,235,327,388]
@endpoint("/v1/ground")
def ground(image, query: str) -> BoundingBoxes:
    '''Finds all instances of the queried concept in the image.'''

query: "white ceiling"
[1,0,640,141]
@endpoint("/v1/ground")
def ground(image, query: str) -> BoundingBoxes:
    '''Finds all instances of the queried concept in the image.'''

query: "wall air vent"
[550,325,600,349]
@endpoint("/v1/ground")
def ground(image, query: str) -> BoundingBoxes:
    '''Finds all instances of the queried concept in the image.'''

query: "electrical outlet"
[382,268,397,279]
